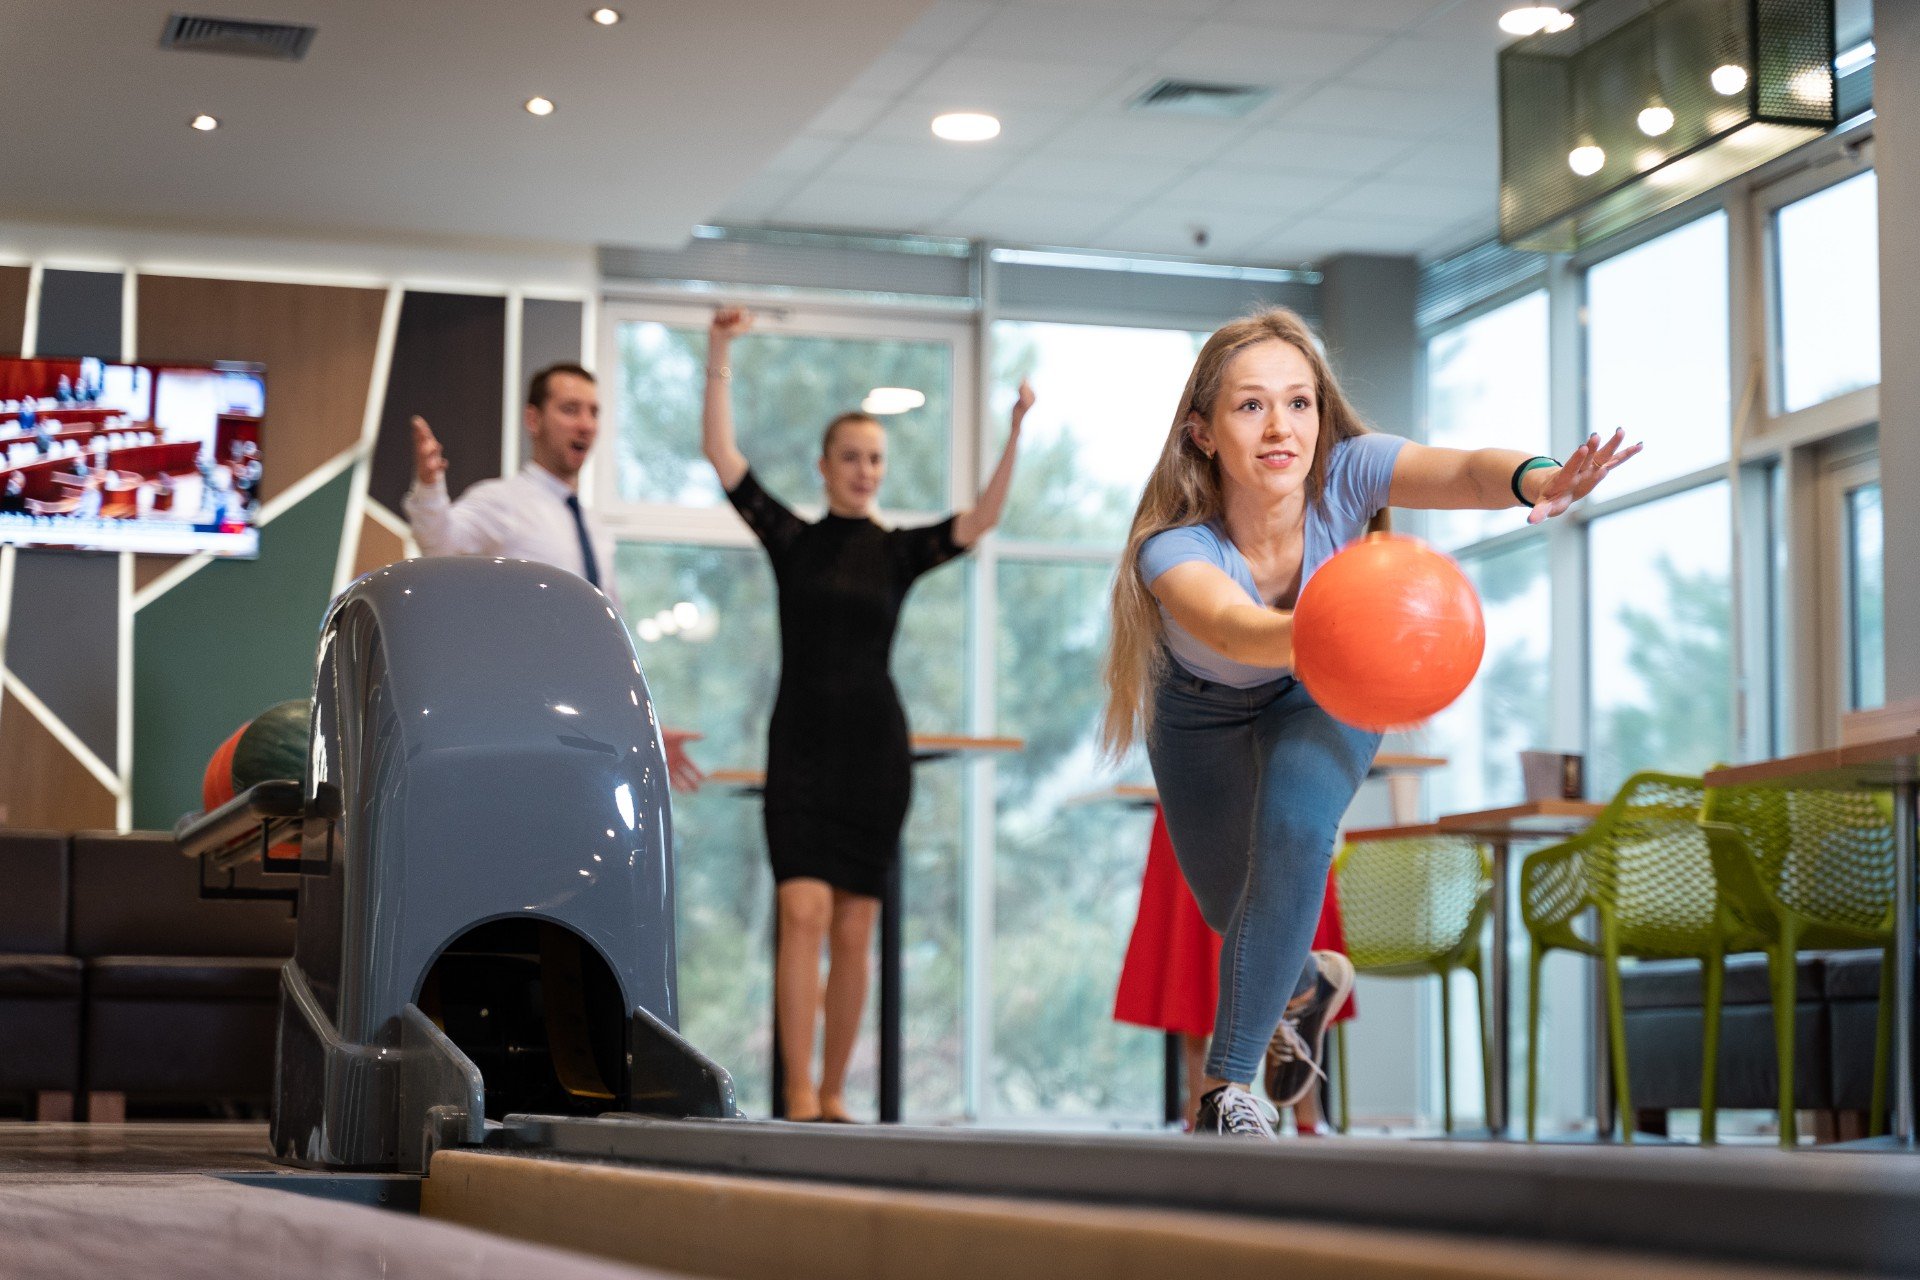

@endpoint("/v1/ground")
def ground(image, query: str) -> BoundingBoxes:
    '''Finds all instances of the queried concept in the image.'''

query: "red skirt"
[1113,805,1355,1035]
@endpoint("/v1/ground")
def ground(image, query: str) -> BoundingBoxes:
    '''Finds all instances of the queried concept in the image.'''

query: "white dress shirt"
[403,463,623,615]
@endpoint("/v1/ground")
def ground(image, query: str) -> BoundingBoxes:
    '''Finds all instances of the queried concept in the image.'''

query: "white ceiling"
[714,0,1527,266]
[0,0,931,248]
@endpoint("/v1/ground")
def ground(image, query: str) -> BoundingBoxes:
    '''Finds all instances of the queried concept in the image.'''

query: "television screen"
[0,356,265,556]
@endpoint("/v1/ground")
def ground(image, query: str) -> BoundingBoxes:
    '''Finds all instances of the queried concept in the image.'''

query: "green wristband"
[1511,456,1558,507]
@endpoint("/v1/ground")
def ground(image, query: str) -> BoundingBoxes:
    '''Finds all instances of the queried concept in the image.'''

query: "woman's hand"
[1528,428,1641,524]
[1010,379,1035,437]
[710,306,753,343]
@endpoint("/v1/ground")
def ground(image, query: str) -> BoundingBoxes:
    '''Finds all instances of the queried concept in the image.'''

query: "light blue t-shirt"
[1139,432,1407,688]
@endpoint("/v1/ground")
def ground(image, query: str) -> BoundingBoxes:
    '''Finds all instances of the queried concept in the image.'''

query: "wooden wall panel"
[0,690,116,831]
[350,512,407,580]
[0,266,28,354]
[136,276,386,505]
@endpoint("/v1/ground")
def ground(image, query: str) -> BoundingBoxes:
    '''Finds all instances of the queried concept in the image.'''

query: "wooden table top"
[1347,800,1604,844]
[1068,754,1451,810]
[1704,732,1920,791]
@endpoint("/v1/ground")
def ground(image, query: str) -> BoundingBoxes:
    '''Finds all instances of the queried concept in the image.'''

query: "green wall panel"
[132,470,351,829]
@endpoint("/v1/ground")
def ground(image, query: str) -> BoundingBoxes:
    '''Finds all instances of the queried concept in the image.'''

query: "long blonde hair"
[1099,308,1374,757]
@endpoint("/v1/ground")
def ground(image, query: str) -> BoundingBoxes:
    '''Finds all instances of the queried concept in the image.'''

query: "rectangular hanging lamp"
[1499,0,1836,252]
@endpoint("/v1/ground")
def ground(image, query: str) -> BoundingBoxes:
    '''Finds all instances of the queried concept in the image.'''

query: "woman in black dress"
[702,305,1030,1122]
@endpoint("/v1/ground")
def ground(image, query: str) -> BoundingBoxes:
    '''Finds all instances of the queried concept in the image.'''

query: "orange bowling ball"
[1292,532,1485,732]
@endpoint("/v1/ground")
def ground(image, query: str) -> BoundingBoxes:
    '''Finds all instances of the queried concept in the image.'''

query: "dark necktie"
[564,492,601,588]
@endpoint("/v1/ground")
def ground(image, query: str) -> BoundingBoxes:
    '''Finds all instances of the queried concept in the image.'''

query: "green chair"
[1520,772,1757,1143]
[1332,834,1492,1134]
[1699,783,1897,1146]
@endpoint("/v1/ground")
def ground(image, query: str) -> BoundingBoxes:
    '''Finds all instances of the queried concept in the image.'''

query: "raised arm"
[402,415,494,555]
[1386,428,1640,524]
[701,307,752,491]
[954,380,1033,548]
[1149,561,1295,669]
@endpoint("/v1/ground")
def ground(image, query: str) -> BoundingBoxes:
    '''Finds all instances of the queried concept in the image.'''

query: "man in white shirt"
[405,362,704,791]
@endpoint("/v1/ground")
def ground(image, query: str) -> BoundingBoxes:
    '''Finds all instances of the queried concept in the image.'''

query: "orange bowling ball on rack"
[1291,532,1485,732]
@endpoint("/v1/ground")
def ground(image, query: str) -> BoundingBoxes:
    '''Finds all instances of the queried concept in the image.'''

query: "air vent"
[160,13,316,61]
[1129,78,1271,119]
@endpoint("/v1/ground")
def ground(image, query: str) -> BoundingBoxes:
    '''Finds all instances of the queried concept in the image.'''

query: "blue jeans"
[1148,666,1381,1084]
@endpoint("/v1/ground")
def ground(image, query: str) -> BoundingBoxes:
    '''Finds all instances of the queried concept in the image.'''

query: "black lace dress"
[727,470,965,897]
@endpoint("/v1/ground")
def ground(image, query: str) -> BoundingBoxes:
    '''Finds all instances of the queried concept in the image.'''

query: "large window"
[988,321,1204,548]
[1424,292,1550,548]
[1848,481,1884,711]
[1586,214,1730,495]
[1426,539,1552,816]
[610,318,953,514]
[1587,483,1735,796]
[1776,171,1880,413]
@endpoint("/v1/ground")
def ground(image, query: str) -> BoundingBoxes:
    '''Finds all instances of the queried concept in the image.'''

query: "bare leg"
[818,888,880,1122]
[1293,1084,1329,1136]
[776,878,833,1120]
[1182,1034,1210,1130]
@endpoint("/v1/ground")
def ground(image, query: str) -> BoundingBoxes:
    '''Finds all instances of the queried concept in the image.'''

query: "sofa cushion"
[1823,948,1896,1001]
[69,831,295,959]
[0,830,68,953]
[87,956,284,1001]
[1620,953,1822,1010]
[1625,1002,1832,1110]
[0,954,83,997]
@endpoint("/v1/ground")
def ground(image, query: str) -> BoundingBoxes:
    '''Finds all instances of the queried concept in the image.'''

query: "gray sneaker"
[1194,1083,1278,1139]
[1264,950,1354,1107]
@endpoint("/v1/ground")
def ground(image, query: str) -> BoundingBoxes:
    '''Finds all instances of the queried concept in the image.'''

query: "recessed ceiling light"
[190,113,219,131]
[931,111,1000,142]
[862,387,927,415]
[1499,6,1574,36]
[525,96,556,116]
[590,8,621,24]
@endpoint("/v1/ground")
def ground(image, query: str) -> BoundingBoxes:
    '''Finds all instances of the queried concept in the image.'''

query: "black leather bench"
[0,830,83,1119]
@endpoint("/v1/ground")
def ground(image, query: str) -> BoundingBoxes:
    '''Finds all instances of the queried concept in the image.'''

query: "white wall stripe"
[3,669,124,798]
[115,552,133,830]
[20,263,42,359]
[120,269,137,364]
[334,285,404,595]
[503,290,524,477]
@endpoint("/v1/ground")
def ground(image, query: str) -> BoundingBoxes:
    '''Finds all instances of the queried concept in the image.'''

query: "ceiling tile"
[1213,0,1451,33]
[779,176,978,231]
[1090,200,1289,257]
[805,94,898,137]
[991,153,1192,198]
[932,190,1118,245]
[861,102,1078,147]
[894,0,1002,53]
[1225,125,1421,175]
[716,172,805,223]
[1042,110,1247,161]
[960,4,1191,66]
[1157,20,1386,84]
[764,133,850,176]
[1381,134,1499,188]
[842,49,945,99]
[820,138,1019,186]
[1278,83,1482,137]
[908,55,1132,110]
[1155,166,1351,213]
[1319,177,1491,222]
[1344,33,1502,93]
[1261,210,1437,256]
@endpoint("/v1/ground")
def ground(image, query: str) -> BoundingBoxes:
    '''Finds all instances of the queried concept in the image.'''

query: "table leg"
[1487,838,1511,1138]
[1163,1032,1184,1128]
[1895,781,1916,1145]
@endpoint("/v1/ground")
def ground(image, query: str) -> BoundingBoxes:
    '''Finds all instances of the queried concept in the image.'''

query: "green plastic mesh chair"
[1520,772,1755,1143]
[1700,783,1897,1146]
[1332,834,1492,1133]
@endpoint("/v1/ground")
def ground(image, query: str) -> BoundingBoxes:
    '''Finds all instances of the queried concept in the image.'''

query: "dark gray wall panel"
[369,292,506,516]
[36,269,123,359]
[521,298,584,389]
[6,548,119,764]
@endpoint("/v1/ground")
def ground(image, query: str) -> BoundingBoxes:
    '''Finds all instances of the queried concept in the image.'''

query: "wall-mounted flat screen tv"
[0,356,265,556]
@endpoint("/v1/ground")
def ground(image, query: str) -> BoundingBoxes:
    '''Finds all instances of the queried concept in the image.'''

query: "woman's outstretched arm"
[701,306,752,491]
[954,380,1034,548]
[1387,428,1641,523]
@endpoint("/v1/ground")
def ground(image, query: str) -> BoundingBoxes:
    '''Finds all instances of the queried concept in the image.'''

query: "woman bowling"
[1101,307,1637,1138]
[702,305,1032,1123]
